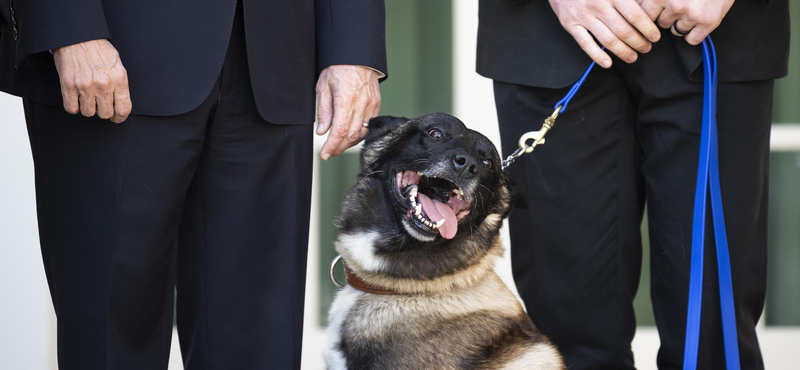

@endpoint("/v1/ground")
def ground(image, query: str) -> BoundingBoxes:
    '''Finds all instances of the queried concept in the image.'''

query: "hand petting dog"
[316,65,382,161]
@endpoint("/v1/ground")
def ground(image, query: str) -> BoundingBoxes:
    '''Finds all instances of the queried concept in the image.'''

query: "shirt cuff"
[360,65,386,79]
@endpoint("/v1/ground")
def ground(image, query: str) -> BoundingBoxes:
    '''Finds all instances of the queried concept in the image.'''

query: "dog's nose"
[452,154,478,178]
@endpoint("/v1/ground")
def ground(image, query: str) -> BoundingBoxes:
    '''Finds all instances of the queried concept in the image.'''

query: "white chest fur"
[322,273,523,370]
[324,287,364,370]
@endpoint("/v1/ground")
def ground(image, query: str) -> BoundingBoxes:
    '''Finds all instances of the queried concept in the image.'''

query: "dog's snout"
[452,154,478,178]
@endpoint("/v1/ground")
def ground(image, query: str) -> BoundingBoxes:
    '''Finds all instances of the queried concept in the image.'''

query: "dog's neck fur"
[335,233,504,295]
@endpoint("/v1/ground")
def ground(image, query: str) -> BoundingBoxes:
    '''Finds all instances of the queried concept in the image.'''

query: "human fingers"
[316,79,334,135]
[586,16,640,63]
[320,94,355,160]
[565,25,613,68]
[616,0,661,42]
[111,76,132,123]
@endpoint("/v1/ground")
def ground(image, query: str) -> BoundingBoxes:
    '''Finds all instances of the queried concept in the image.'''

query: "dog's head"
[335,113,524,292]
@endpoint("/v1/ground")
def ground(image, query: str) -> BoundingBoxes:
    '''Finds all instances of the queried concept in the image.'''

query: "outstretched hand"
[316,65,381,160]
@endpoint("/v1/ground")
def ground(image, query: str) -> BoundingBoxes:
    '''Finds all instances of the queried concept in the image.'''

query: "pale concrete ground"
[3,2,800,369]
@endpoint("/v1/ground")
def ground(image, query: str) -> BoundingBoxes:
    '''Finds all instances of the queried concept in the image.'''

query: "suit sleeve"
[14,0,111,65]
[315,0,388,81]
[0,1,8,32]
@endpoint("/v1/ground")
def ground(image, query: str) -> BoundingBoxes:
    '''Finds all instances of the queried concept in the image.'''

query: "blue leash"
[683,37,741,370]
[554,56,599,113]
[502,37,740,369]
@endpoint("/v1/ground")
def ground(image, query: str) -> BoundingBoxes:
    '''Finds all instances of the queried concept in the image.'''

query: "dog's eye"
[483,159,493,169]
[428,128,443,139]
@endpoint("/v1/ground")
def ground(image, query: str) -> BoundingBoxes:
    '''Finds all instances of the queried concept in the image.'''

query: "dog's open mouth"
[395,170,471,239]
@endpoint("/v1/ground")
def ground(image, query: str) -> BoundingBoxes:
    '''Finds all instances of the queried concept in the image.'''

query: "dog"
[324,113,565,370]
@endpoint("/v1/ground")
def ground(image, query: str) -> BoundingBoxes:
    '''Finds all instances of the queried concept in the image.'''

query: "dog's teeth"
[435,219,445,228]
[417,171,423,176]
[409,186,418,197]
[415,204,422,215]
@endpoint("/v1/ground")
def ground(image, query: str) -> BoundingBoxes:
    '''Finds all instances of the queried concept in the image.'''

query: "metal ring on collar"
[329,255,347,289]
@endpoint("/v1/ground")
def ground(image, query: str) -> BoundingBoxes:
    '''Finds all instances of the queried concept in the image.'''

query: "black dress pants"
[23,6,312,370]
[495,35,771,370]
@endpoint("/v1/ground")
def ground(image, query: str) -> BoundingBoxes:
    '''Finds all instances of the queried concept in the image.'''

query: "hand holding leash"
[640,0,734,46]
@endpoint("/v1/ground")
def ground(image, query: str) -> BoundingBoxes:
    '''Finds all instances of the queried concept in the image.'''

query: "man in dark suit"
[0,1,386,369]
[478,0,789,369]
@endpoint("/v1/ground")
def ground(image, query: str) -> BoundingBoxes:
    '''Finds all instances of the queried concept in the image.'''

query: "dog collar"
[330,255,402,295]
[344,265,402,295]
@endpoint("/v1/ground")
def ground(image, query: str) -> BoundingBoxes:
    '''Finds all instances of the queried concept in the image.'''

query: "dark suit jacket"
[0,0,387,125]
[477,0,790,88]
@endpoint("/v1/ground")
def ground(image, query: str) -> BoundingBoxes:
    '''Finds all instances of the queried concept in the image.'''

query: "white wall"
[0,95,57,369]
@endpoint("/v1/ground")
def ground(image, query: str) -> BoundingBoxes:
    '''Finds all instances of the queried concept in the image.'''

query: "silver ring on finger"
[362,122,369,128]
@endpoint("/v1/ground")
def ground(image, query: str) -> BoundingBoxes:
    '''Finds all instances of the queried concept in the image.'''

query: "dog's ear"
[505,173,528,210]
[492,172,528,219]
[360,116,412,169]
[363,116,408,143]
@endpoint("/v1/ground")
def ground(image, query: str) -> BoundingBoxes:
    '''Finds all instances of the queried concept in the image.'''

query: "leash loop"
[682,37,740,370]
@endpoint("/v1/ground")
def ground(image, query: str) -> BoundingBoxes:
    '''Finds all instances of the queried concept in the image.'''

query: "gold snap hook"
[516,106,562,154]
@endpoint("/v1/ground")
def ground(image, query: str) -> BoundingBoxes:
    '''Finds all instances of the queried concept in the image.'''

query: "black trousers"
[495,35,771,370]
[23,7,312,370]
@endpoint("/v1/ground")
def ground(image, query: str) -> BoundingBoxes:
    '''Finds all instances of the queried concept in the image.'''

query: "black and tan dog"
[324,113,565,370]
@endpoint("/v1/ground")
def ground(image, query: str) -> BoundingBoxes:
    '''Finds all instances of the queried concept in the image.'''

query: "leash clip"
[519,106,560,153]
[502,106,561,170]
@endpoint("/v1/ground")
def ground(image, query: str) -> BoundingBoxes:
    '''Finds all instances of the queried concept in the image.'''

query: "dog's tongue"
[416,193,458,239]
